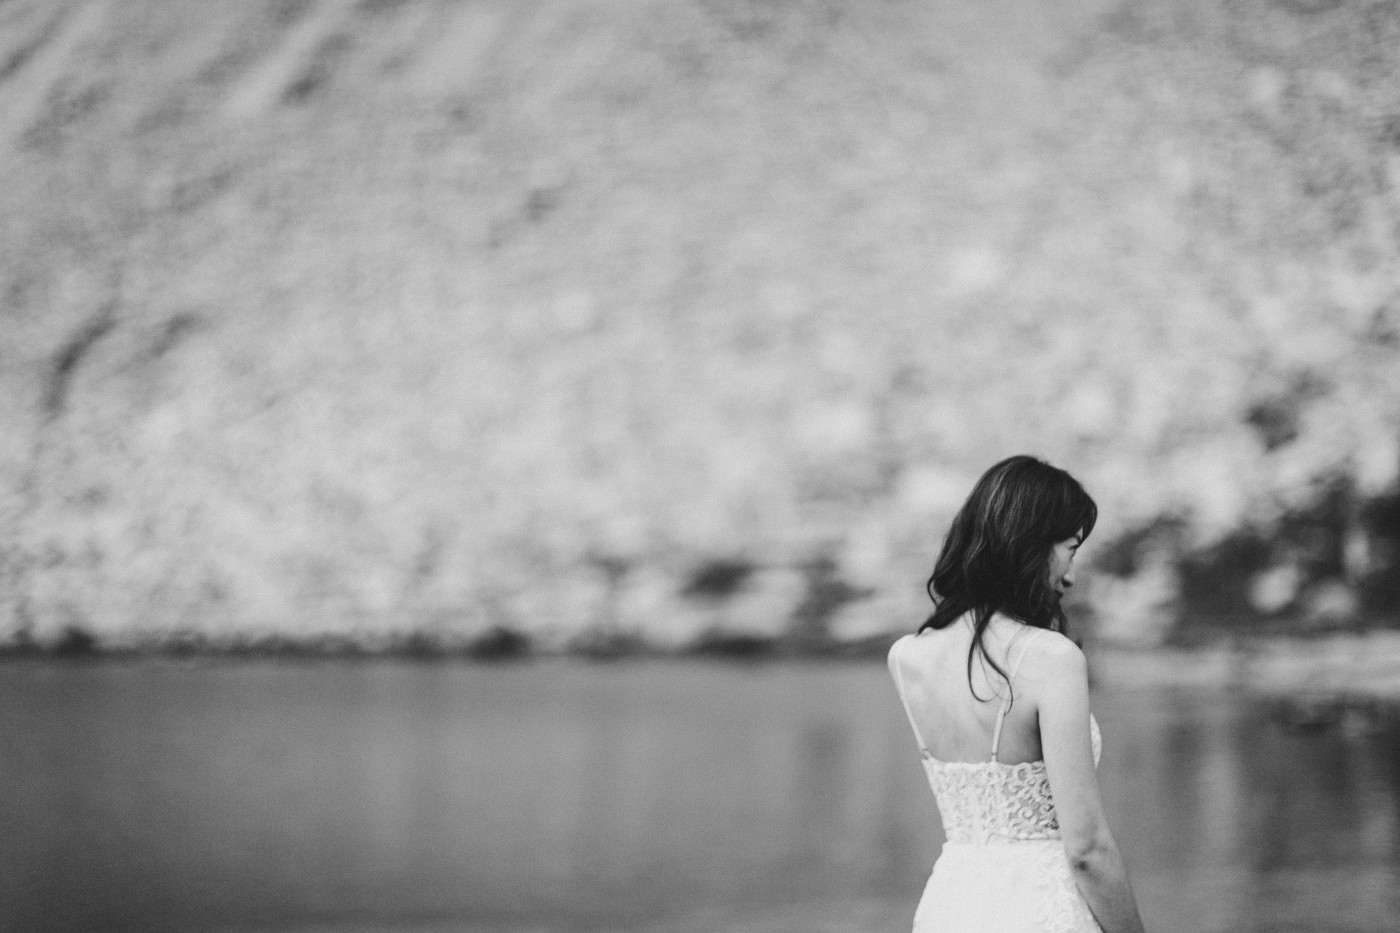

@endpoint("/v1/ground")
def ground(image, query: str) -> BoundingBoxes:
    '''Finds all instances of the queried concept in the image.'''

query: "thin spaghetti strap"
[889,639,932,755]
[990,706,1008,763]
[990,628,1044,762]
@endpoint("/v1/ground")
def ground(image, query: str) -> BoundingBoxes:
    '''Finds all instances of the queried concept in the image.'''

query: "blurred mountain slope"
[2,0,1399,651]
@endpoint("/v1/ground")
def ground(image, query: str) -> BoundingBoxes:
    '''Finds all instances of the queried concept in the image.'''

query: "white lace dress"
[891,636,1105,933]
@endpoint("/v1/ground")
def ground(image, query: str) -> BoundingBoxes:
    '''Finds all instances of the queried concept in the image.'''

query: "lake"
[2,659,1398,933]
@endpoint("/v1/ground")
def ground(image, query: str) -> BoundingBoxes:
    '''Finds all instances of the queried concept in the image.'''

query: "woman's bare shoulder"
[887,632,918,668]
[1022,628,1088,683]
[888,628,951,673]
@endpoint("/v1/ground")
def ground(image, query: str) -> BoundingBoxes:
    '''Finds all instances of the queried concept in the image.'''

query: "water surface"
[2,659,1398,932]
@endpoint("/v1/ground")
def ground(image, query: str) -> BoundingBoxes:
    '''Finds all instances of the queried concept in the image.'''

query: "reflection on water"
[2,660,1398,933]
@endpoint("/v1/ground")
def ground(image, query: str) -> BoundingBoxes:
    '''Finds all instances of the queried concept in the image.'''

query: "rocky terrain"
[2,0,1399,655]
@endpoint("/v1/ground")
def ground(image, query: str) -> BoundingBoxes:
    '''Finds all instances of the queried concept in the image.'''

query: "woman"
[888,455,1147,933]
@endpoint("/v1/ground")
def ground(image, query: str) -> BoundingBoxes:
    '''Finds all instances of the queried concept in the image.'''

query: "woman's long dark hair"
[919,455,1097,701]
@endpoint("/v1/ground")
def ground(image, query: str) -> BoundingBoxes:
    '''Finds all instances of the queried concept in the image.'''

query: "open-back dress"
[889,628,1104,933]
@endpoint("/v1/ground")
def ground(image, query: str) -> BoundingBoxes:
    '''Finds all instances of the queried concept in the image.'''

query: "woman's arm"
[1035,636,1147,933]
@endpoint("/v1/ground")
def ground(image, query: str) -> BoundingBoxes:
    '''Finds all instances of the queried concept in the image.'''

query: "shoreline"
[4,630,1400,701]
[1089,631,1400,700]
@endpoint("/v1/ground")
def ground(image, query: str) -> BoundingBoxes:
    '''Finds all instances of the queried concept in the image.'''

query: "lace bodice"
[922,715,1101,844]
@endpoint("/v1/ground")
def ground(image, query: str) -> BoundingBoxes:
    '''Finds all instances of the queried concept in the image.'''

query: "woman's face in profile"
[1048,533,1083,596]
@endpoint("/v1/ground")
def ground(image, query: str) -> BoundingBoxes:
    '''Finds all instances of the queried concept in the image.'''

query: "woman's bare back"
[888,614,1049,766]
